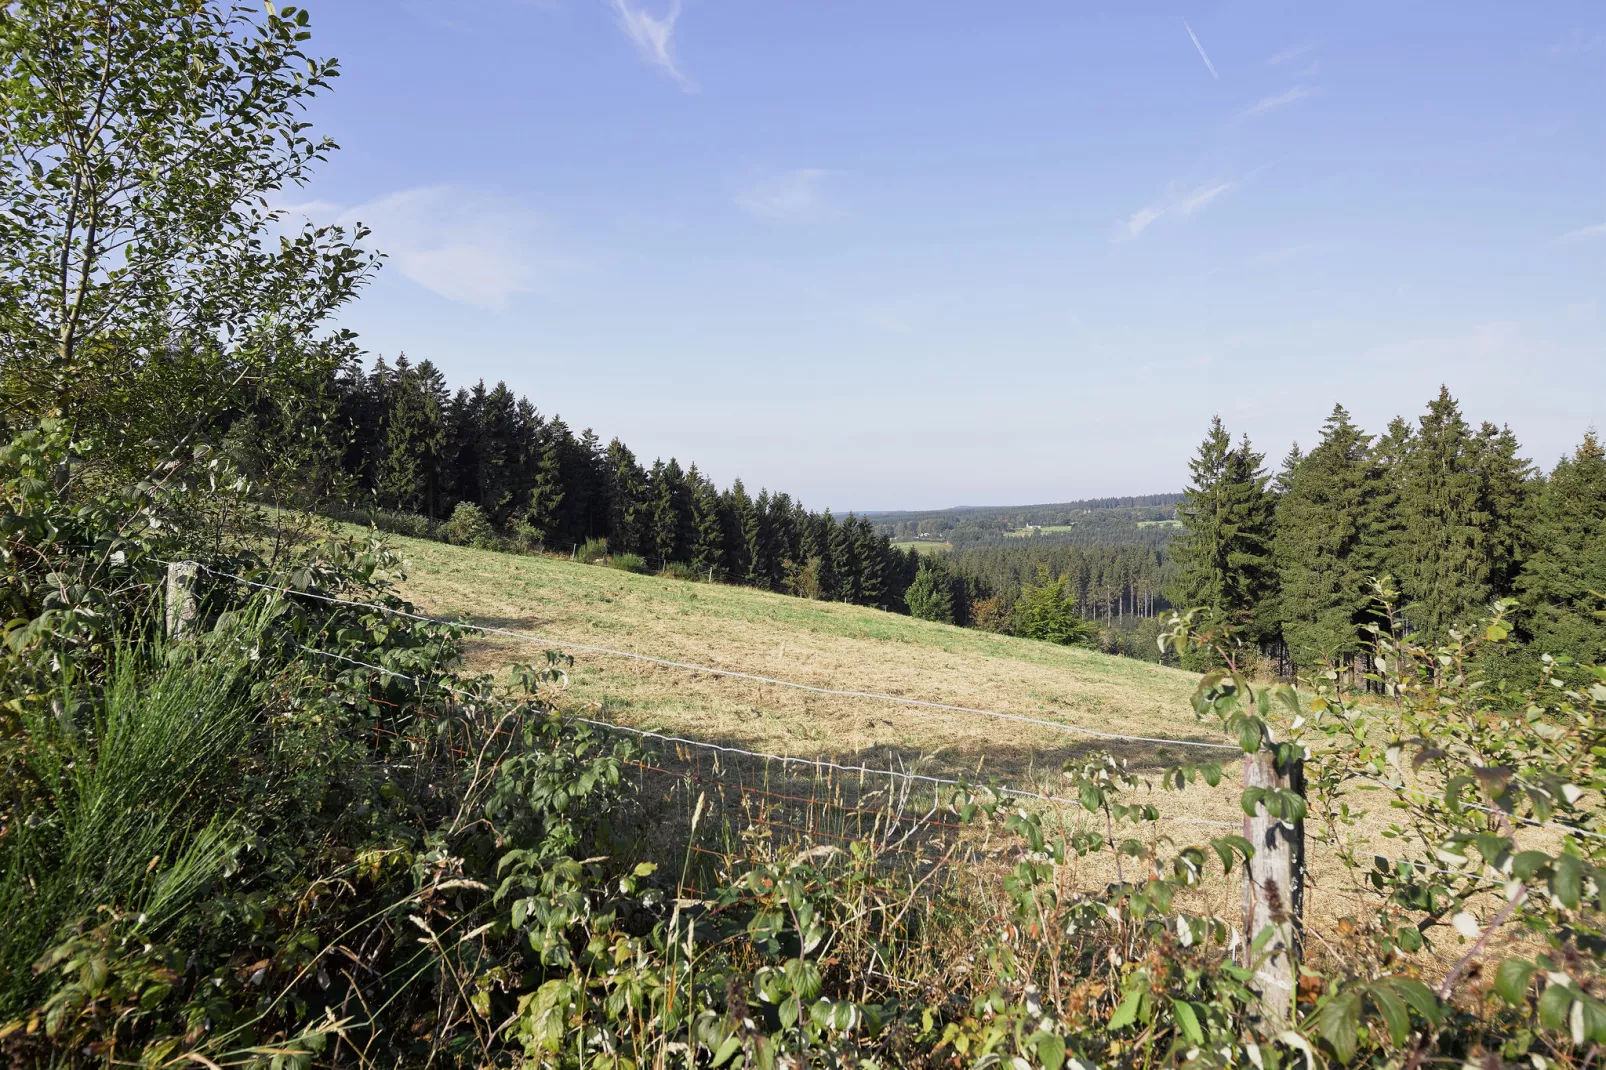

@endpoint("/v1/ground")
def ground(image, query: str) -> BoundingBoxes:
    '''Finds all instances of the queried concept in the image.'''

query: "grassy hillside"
[388,535,1226,788]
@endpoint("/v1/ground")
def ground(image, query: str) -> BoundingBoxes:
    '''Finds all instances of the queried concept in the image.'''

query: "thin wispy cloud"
[1241,85,1312,119]
[1117,180,1235,240]
[1180,182,1233,215]
[1122,204,1164,238]
[1558,222,1606,242]
[283,186,570,310]
[609,0,693,90]
[736,169,835,222]
[1183,20,1218,79]
[1266,41,1314,66]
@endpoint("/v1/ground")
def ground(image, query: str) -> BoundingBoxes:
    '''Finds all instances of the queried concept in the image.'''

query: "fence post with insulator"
[165,560,201,638]
[1242,742,1305,1025]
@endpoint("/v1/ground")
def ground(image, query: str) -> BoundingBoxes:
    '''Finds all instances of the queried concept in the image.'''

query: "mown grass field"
[387,535,1228,795]
[383,534,1514,935]
[889,538,951,553]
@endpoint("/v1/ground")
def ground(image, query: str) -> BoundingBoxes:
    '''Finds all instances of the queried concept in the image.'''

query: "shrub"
[968,594,1010,633]
[1013,566,1097,645]
[577,537,609,564]
[440,501,493,547]
[905,560,956,623]
[330,505,436,539]
[659,561,698,581]
[606,552,647,574]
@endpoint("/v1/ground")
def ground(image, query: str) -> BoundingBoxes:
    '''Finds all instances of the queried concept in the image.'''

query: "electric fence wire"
[184,561,1241,753]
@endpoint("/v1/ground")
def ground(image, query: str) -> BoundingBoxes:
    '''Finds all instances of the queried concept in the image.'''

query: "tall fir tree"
[1274,405,1376,672]
[1516,433,1606,667]
[829,514,860,603]
[725,480,757,582]
[688,467,727,578]
[1395,388,1531,642]
[526,419,566,545]
[604,439,647,554]
[745,490,772,588]
[1167,417,1279,644]
[375,355,444,514]
[854,516,886,608]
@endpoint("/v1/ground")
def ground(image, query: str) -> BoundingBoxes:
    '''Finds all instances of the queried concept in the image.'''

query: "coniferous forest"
[255,356,921,610]
[282,357,1605,680]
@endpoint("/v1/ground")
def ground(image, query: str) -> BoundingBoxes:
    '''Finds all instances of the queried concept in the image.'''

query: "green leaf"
[1171,998,1205,1046]
[1368,984,1410,1047]
[1033,1031,1066,1070]
[1551,854,1583,909]
[1494,958,1537,1006]
[1241,787,1266,818]
[1108,989,1142,1031]
[1238,717,1262,753]
[711,1034,742,1067]
[1538,982,1573,1030]
[1316,989,1362,1064]
[1384,978,1441,1026]
[1512,850,1550,880]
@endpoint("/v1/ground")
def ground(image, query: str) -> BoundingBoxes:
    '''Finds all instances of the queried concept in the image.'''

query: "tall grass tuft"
[0,612,268,1015]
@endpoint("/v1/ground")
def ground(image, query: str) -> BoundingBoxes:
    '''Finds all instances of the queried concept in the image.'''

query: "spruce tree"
[1274,405,1376,671]
[811,511,841,600]
[526,422,565,545]
[905,557,956,623]
[1395,388,1524,642]
[688,469,726,578]
[1474,421,1535,598]
[725,480,757,583]
[604,439,647,554]
[413,361,452,516]
[830,514,860,603]
[443,386,481,511]
[375,356,444,514]
[1364,416,1415,593]
[745,490,771,588]
[1517,433,1606,666]
[1167,417,1278,643]
[855,517,886,608]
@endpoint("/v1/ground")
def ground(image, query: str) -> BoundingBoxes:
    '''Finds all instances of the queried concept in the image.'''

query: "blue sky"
[288,1,1605,511]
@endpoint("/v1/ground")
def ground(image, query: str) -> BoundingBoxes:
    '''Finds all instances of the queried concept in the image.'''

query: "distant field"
[890,539,951,553]
[1136,518,1183,529]
[1003,524,1077,537]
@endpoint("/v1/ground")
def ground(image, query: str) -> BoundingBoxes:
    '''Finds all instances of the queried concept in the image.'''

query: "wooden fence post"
[1243,745,1305,1025]
[165,560,200,638]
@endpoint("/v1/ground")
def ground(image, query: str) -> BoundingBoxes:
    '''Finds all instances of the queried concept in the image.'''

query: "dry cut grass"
[384,534,1473,931]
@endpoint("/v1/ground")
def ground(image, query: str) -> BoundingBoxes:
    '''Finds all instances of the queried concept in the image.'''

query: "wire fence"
[157,558,1516,894]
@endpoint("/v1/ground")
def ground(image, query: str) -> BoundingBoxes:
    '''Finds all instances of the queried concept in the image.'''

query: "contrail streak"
[1183,19,1219,79]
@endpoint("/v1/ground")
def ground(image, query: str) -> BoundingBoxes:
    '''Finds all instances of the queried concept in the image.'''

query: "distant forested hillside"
[868,494,1184,550]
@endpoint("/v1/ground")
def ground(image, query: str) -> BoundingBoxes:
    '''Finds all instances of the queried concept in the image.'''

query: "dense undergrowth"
[4,425,1606,1067]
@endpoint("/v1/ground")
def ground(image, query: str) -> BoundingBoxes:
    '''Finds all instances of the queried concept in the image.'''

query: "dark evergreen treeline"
[1165,387,1606,678]
[275,359,1603,674]
[317,356,921,611]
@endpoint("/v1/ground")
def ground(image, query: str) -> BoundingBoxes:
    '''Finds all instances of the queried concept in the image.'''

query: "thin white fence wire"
[190,562,1239,753]
[300,644,1507,885]
[300,644,1239,829]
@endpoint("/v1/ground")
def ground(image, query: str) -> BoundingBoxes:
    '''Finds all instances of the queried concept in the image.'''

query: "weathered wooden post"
[165,560,201,638]
[1243,745,1305,1024]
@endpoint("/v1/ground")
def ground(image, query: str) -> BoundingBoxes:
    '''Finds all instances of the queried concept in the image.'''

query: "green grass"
[1136,519,1183,529]
[383,535,1239,823]
[1002,524,1078,536]
[890,539,951,553]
